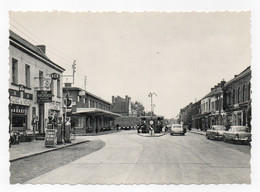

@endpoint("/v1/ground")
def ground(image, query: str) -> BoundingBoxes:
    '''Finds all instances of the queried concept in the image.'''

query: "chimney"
[36,45,46,54]
[64,82,72,88]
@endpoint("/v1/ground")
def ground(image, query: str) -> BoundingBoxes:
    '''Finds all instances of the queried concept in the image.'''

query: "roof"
[63,87,111,105]
[9,30,65,72]
[202,87,222,99]
[224,66,251,87]
[76,108,121,117]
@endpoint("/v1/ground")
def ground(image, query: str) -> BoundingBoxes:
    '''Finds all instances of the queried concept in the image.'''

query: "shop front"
[9,94,33,132]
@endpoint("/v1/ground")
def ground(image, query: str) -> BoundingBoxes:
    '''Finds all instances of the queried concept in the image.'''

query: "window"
[237,87,240,103]
[242,85,246,102]
[233,89,236,104]
[57,79,60,97]
[39,70,43,90]
[25,64,30,87]
[248,83,251,100]
[85,98,88,105]
[12,58,18,84]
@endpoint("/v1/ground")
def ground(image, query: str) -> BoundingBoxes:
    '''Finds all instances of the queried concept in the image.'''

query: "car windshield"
[212,126,225,130]
[172,125,181,128]
[233,127,249,132]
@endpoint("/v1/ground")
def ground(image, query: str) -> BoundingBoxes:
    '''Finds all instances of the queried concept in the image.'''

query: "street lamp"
[148,92,157,116]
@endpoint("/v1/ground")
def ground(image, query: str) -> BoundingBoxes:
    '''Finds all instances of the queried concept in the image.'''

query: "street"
[25,130,250,184]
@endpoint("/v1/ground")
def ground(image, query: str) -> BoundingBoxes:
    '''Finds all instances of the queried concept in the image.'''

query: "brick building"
[222,66,251,130]
[63,84,121,134]
[111,95,131,116]
[9,30,65,134]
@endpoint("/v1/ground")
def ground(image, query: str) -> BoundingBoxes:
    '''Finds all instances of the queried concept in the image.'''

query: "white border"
[1,1,259,192]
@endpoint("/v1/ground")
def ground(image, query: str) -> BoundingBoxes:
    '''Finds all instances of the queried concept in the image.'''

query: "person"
[116,124,119,131]
[95,127,98,134]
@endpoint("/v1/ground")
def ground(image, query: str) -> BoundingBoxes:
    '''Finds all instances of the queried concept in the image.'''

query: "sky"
[9,11,251,119]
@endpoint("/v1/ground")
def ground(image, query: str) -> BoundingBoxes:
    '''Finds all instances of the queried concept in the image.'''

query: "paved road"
[27,130,251,184]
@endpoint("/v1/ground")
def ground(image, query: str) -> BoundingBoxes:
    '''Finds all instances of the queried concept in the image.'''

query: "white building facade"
[9,31,65,134]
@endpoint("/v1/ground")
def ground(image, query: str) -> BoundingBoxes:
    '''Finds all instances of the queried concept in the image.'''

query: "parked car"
[170,124,185,136]
[223,126,251,144]
[206,125,226,140]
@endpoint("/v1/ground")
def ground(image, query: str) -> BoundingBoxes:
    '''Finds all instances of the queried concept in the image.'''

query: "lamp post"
[148,92,157,117]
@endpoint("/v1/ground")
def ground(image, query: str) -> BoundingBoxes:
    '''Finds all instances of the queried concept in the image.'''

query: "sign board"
[45,129,56,147]
[43,77,51,90]
[51,73,60,80]
[37,91,52,103]
[10,96,32,106]
[79,91,86,96]
[149,120,154,125]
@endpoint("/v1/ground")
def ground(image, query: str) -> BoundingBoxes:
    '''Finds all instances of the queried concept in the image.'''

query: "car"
[170,124,185,135]
[223,126,251,144]
[206,125,226,140]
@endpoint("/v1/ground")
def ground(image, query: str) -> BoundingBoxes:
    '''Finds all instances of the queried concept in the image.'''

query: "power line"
[10,17,75,62]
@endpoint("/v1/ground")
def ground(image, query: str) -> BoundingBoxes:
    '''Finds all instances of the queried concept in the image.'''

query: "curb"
[9,140,89,162]
[138,133,166,137]
[190,131,206,136]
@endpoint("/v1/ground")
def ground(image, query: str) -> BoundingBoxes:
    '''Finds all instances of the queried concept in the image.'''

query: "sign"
[149,120,154,125]
[45,129,56,147]
[51,73,60,80]
[43,77,51,90]
[79,91,86,96]
[37,91,52,103]
[10,96,32,106]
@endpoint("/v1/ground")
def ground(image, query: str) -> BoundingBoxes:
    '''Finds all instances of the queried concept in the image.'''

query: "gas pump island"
[45,95,72,147]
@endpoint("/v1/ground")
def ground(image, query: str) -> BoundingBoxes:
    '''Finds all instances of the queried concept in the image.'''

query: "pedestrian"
[95,127,98,134]
[116,124,119,131]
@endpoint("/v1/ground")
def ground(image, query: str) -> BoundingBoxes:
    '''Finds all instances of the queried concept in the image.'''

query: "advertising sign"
[37,91,52,103]
[45,129,56,147]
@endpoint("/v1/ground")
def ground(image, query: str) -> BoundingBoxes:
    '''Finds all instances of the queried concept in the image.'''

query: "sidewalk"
[9,136,88,162]
[189,128,206,136]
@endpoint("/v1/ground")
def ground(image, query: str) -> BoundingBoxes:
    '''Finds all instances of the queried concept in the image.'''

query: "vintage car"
[206,125,226,140]
[223,126,251,144]
[170,124,185,135]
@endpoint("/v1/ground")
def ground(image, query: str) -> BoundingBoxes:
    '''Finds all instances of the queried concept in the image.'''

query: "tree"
[131,101,145,117]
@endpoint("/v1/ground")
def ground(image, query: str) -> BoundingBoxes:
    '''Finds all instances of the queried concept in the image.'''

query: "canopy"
[76,108,122,118]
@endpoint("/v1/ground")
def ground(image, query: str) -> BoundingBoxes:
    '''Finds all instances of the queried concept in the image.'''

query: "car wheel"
[206,134,209,139]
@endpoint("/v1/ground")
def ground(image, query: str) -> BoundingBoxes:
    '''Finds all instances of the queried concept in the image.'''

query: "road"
[26,130,251,184]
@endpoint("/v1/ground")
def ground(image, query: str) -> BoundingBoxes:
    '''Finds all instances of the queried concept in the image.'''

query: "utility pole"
[72,60,76,84]
[84,76,87,90]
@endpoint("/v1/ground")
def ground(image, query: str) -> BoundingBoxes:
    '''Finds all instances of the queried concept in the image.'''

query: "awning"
[75,108,122,117]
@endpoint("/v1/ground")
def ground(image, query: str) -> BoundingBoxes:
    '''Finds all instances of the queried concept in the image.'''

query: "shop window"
[12,58,18,84]
[25,64,30,88]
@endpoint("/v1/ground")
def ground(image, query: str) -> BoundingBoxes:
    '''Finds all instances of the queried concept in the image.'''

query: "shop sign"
[79,91,85,96]
[45,129,56,147]
[51,73,60,80]
[10,96,32,106]
[43,77,51,90]
[37,91,52,103]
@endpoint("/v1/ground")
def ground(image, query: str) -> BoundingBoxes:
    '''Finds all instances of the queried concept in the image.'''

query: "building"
[222,66,251,130]
[179,103,193,127]
[111,95,131,116]
[63,83,121,134]
[191,100,201,129]
[200,80,226,130]
[9,30,65,134]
